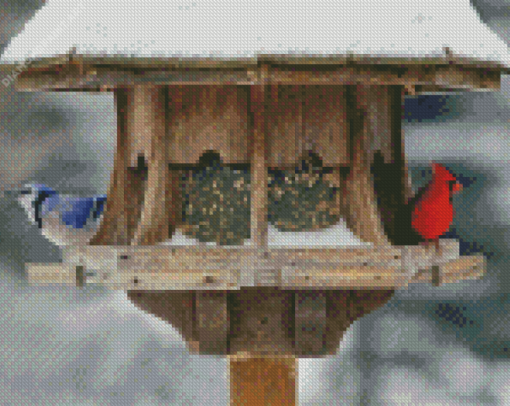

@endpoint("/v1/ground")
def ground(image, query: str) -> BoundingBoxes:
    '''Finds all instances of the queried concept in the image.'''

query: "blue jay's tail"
[92,195,107,220]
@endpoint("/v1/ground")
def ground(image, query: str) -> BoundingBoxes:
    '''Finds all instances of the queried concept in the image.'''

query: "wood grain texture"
[132,85,172,245]
[89,88,141,245]
[168,86,249,164]
[32,240,486,290]
[343,85,391,247]
[266,85,303,167]
[192,291,229,355]
[125,290,195,349]
[294,291,327,356]
[302,85,349,167]
[228,288,295,357]
[229,357,297,406]
[249,79,269,248]
[15,63,501,92]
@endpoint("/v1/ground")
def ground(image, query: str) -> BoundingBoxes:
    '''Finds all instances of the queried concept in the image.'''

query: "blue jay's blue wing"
[59,197,98,229]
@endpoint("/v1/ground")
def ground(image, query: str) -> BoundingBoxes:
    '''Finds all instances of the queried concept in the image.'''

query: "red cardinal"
[410,162,463,256]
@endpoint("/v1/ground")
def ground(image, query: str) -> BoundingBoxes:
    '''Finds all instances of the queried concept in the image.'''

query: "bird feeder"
[2,1,505,404]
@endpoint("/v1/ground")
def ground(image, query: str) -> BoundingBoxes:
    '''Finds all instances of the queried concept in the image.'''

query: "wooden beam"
[31,240,485,289]
[132,85,172,245]
[343,85,391,246]
[294,291,327,356]
[192,291,228,355]
[371,86,415,245]
[15,63,501,92]
[249,66,270,248]
[89,88,141,245]
[268,65,501,90]
[15,67,255,91]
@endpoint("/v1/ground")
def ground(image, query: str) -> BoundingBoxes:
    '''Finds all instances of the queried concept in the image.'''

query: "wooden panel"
[89,88,141,245]
[125,290,194,349]
[192,291,228,355]
[323,290,354,356]
[364,85,393,165]
[132,86,171,245]
[348,289,396,323]
[129,85,157,167]
[229,357,297,406]
[168,86,249,164]
[250,83,269,247]
[266,85,303,167]
[302,85,349,166]
[294,291,327,356]
[228,288,295,357]
[343,85,391,246]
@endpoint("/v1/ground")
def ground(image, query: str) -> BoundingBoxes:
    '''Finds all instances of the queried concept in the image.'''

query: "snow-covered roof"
[1,0,509,69]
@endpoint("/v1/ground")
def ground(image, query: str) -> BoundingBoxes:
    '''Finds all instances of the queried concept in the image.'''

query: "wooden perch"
[27,240,485,290]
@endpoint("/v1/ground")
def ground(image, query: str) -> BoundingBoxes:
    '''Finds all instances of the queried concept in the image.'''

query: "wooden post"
[249,78,269,247]
[230,71,298,406]
[370,86,417,246]
[89,87,142,245]
[132,85,173,245]
[343,85,391,246]
[229,357,297,406]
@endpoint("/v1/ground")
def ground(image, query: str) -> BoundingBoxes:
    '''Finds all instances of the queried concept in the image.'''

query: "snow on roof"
[1,0,509,68]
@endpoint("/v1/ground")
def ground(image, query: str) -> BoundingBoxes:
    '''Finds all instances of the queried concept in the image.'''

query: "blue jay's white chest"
[41,213,104,246]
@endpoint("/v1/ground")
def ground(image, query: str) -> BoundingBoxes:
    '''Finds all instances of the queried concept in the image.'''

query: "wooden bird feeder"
[2,1,506,404]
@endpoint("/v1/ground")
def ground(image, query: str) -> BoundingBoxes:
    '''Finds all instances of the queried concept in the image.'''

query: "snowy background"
[1,0,510,404]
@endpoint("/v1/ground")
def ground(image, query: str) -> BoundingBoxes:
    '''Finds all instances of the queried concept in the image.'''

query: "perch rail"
[26,239,484,290]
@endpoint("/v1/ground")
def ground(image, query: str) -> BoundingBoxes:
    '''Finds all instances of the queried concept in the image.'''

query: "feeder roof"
[1,0,509,70]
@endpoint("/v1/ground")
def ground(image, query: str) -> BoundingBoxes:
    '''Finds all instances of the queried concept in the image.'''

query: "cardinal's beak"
[452,182,463,193]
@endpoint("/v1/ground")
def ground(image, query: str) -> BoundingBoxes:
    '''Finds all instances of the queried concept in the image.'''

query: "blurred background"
[1,0,510,404]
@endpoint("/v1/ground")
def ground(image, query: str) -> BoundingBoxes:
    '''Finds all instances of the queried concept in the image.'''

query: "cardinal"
[409,162,463,257]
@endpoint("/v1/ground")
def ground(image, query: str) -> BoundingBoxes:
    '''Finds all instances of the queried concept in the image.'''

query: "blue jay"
[8,183,107,246]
